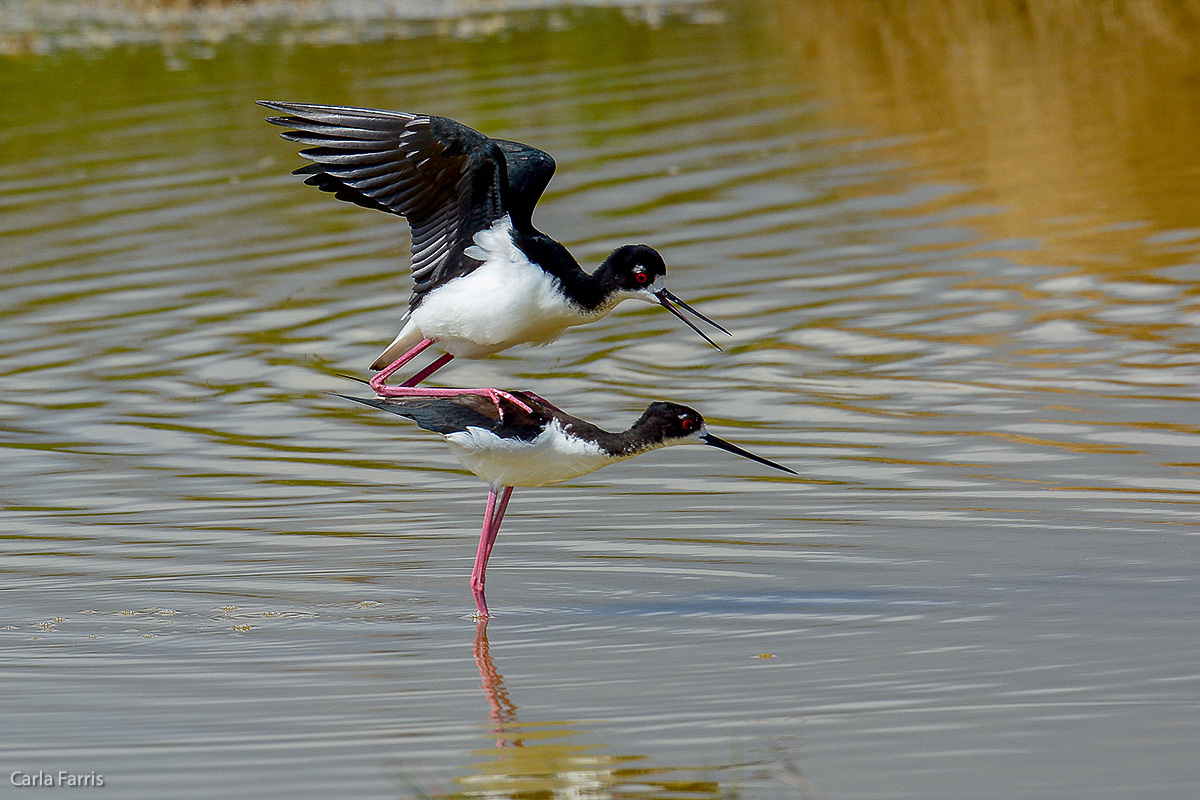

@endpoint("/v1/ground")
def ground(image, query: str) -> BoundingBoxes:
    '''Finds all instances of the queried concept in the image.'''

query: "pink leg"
[481,486,513,568]
[375,386,535,420]
[369,338,438,393]
[368,337,533,419]
[401,352,455,387]
[471,486,514,618]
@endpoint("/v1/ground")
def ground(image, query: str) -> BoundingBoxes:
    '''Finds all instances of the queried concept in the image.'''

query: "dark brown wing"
[260,101,514,309]
[336,392,558,441]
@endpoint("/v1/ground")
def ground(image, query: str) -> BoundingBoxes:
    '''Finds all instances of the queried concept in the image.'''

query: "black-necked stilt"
[260,101,729,411]
[338,391,794,617]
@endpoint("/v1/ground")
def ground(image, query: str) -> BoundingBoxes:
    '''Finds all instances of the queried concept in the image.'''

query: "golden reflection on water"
[779,0,1200,276]
[449,620,735,800]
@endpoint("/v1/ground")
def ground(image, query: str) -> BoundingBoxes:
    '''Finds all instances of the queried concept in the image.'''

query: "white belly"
[444,421,619,488]
[404,216,602,359]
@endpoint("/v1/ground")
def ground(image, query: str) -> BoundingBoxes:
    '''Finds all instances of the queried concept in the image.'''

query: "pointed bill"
[655,289,731,350]
[701,433,796,474]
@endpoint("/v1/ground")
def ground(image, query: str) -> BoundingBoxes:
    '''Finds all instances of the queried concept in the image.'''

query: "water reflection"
[778,0,1200,276]
[463,620,647,798]
[3,2,1200,798]
[455,620,782,800]
[473,620,517,735]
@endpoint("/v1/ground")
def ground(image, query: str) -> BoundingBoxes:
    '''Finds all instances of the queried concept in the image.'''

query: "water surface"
[2,2,1199,798]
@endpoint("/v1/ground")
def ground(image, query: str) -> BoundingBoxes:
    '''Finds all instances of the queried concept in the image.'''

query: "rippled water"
[3,2,1199,798]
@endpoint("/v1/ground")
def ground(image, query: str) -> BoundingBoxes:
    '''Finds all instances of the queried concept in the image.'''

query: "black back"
[338,394,701,456]
[260,102,557,310]
[337,394,795,475]
[337,392,557,443]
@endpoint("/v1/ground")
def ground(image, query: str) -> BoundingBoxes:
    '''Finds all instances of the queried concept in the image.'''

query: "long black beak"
[702,433,796,475]
[656,289,731,350]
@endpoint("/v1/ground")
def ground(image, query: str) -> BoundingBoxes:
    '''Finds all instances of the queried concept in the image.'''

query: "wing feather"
[335,392,555,441]
[260,100,520,309]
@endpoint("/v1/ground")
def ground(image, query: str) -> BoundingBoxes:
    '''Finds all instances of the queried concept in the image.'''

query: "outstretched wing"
[261,101,526,308]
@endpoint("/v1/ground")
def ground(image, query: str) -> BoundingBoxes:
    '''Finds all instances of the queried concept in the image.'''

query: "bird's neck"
[511,231,616,312]
[592,423,667,459]
[552,416,653,461]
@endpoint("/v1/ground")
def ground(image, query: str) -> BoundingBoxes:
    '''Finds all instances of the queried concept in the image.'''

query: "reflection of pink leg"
[471,486,514,618]
[473,619,518,733]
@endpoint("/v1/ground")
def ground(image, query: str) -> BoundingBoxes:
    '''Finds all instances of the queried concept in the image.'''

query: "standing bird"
[338,391,795,617]
[260,101,729,411]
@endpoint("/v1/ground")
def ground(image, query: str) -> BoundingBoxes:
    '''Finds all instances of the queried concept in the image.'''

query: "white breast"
[403,216,604,359]
[443,420,620,488]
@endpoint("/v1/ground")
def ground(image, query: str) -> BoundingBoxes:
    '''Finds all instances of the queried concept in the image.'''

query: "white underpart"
[444,419,620,488]
[375,215,614,363]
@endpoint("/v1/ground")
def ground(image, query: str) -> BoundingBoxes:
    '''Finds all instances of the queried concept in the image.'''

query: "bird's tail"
[370,321,423,371]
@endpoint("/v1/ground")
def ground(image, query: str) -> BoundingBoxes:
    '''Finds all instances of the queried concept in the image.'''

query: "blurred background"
[2,1,1199,798]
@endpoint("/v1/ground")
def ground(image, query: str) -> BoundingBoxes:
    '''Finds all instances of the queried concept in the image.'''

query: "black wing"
[336,392,555,441]
[260,101,544,308]
[494,139,555,231]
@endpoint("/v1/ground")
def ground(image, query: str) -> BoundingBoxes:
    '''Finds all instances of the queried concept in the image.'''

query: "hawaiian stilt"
[338,391,794,617]
[260,101,729,412]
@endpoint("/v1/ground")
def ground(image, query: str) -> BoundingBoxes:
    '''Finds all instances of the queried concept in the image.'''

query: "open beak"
[701,433,796,474]
[655,289,731,350]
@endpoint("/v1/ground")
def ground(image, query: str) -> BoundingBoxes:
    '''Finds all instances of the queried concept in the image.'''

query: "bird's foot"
[367,385,532,421]
[472,583,490,619]
[485,388,534,420]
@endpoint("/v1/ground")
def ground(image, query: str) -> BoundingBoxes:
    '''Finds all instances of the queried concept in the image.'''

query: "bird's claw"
[489,389,533,421]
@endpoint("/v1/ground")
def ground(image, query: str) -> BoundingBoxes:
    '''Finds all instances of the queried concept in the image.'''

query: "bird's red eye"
[634,270,649,284]
[682,418,696,431]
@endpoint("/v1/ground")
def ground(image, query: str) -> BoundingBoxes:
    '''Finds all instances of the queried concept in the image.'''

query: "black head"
[604,244,668,292]
[634,401,706,443]
[631,402,797,474]
[600,245,731,349]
